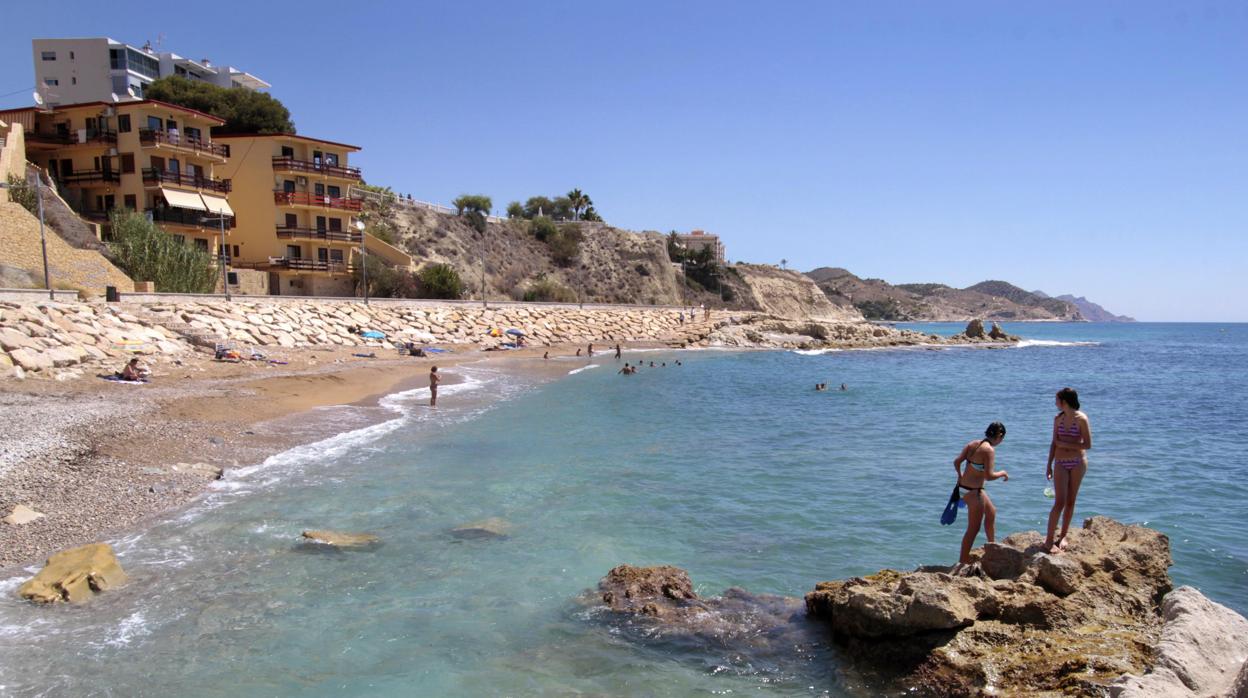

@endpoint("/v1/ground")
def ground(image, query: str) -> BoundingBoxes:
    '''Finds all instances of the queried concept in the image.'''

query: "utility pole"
[355,219,369,305]
[35,173,52,300]
[201,213,232,300]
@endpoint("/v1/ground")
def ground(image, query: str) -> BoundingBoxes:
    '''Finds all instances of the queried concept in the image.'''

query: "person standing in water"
[953,422,1009,565]
[615,344,622,360]
[1044,388,1092,553]
[429,365,440,407]
[587,343,594,356]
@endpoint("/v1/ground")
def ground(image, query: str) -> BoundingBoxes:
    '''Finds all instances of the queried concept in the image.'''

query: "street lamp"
[200,213,231,300]
[0,174,53,300]
[355,218,368,305]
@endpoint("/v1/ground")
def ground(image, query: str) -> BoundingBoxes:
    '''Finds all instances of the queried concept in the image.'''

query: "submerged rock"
[19,543,128,604]
[805,516,1175,695]
[449,517,511,540]
[300,530,381,548]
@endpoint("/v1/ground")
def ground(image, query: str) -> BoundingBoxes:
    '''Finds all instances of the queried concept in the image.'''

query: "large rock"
[449,517,511,540]
[1110,586,1248,697]
[18,543,128,603]
[598,564,697,617]
[962,318,986,338]
[805,517,1175,696]
[300,530,380,548]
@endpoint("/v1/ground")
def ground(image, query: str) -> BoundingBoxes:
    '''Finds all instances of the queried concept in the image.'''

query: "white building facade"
[32,38,269,107]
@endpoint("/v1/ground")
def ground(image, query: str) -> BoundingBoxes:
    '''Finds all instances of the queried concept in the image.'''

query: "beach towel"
[940,484,960,525]
[422,348,449,354]
[352,352,377,358]
[101,374,147,385]
[360,330,385,339]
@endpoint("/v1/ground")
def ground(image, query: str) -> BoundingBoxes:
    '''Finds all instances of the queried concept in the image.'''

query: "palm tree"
[780,258,788,270]
[567,189,591,221]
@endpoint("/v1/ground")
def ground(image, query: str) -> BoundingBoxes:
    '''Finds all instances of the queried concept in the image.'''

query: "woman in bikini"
[1044,387,1092,553]
[954,422,1009,564]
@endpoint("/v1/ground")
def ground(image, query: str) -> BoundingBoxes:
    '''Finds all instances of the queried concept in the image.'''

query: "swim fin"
[940,484,960,525]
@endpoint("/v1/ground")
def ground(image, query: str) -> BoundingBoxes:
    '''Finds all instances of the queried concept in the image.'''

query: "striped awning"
[200,194,235,217]
[160,188,206,211]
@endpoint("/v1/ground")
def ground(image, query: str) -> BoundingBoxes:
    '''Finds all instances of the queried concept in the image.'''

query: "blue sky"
[3,1,1245,320]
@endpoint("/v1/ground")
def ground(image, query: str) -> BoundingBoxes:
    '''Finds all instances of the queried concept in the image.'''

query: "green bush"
[144,76,295,134]
[5,175,38,216]
[417,263,464,299]
[108,210,217,293]
[452,194,492,216]
[506,201,524,219]
[548,224,583,267]
[529,215,557,242]
[522,278,576,303]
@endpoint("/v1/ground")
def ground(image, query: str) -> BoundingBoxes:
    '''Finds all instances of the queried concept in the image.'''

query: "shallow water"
[1,323,1245,696]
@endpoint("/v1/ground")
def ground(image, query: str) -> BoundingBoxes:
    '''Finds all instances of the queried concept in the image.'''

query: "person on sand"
[429,366,441,407]
[1044,388,1092,553]
[120,358,148,381]
[954,422,1009,565]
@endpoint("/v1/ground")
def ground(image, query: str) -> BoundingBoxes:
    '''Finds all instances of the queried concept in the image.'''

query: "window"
[328,218,342,232]
[147,116,162,132]
[318,248,329,262]
[118,114,131,133]
[284,213,297,228]
[41,51,56,61]
[314,183,325,196]
[184,126,201,142]
[327,185,341,198]
[232,245,240,258]
[324,153,339,167]
[316,216,327,231]
[281,146,294,158]
[72,77,77,85]
[283,180,295,193]
[194,239,209,252]
[227,272,239,285]
[120,153,135,174]
[69,51,74,60]
[110,49,123,70]
[168,158,180,174]
[172,234,185,244]
[43,78,58,86]
[124,48,159,79]
[329,249,344,263]
[124,194,137,209]
[286,245,301,259]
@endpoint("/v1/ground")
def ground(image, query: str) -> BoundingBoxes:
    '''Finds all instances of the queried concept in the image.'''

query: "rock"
[0,327,35,351]
[963,319,985,339]
[3,504,45,525]
[1110,586,1248,697]
[169,462,224,480]
[300,530,381,548]
[988,321,1008,339]
[1033,553,1082,596]
[8,347,52,372]
[598,564,697,616]
[450,517,511,540]
[18,543,128,604]
[979,541,1029,580]
[1232,659,1248,698]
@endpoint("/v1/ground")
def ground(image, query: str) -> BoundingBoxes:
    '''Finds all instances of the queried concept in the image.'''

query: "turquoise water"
[1,323,1246,696]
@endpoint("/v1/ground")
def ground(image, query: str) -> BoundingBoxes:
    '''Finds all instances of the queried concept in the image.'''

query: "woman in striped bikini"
[1044,387,1093,553]
[954,422,1009,565]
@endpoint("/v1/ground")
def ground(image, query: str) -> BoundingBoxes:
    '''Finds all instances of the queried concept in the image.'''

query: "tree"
[551,196,573,221]
[666,232,685,262]
[452,194,492,217]
[581,206,602,222]
[523,196,555,219]
[144,76,295,134]
[108,210,217,293]
[417,263,464,299]
[780,258,788,270]
[529,215,557,242]
[566,188,592,221]
[506,201,524,219]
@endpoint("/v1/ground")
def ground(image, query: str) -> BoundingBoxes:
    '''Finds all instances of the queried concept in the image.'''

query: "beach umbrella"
[506,329,526,337]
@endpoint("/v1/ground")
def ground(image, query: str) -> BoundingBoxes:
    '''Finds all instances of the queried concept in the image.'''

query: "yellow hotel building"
[216,134,412,296]
[0,99,235,252]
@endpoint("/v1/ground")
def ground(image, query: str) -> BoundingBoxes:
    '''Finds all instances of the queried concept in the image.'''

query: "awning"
[200,194,235,217]
[160,188,206,211]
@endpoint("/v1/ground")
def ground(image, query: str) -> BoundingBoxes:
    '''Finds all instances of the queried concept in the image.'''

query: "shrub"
[417,263,464,299]
[6,175,39,216]
[108,210,217,293]
[522,278,577,303]
[529,215,557,242]
[506,201,524,219]
[548,224,583,267]
[452,194,492,216]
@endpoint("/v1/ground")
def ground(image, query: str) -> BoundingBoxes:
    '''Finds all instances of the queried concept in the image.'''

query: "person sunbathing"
[120,358,149,381]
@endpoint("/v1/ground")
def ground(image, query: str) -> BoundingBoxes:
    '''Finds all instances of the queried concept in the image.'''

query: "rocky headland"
[586,517,1248,697]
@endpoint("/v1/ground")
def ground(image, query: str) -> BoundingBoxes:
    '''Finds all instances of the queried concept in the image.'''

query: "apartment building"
[674,229,726,263]
[215,134,412,296]
[33,38,269,106]
[0,100,235,255]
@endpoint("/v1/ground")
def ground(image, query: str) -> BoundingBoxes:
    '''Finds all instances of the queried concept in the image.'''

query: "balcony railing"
[276,226,362,243]
[55,169,121,185]
[139,129,230,158]
[148,207,236,230]
[272,190,361,211]
[271,157,361,180]
[28,129,118,147]
[143,168,231,193]
[235,257,352,274]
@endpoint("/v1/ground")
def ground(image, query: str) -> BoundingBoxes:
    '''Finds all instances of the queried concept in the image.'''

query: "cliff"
[726,264,863,322]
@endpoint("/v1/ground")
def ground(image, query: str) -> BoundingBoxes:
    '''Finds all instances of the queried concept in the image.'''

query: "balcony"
[55,169,121,186]
[235,257,352,274]
[276,226,362,244]
[272,190,361,211]
[139,129,230,159]
[27,129,118,149]
[143,168,231,194]
[271,156,361,181]
[148,207,236,230]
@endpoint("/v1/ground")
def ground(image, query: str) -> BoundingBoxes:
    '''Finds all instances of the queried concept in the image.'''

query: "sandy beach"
[0,340,598,571]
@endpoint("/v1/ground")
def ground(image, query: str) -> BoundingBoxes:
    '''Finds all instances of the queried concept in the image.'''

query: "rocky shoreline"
[588,517,1248,697]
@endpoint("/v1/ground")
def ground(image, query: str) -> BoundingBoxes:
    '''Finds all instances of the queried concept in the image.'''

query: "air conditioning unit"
[107,147,118,157]
[296,176,308,186]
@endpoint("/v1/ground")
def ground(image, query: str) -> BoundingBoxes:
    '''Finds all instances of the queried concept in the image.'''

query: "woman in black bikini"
[953,422,1009,564]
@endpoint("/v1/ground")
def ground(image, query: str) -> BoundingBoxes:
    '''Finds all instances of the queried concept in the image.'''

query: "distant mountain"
[806,268,1084,322]
[1053,295,1135,322]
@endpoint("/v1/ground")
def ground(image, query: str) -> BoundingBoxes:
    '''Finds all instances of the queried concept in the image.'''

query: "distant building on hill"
[32,38,269,106]
[674,230,725,263]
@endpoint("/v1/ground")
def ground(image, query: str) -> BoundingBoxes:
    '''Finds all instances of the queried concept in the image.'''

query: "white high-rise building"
[32,37,269,106]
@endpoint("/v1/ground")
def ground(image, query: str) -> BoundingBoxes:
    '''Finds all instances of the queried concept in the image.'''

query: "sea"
[0,322,1244,696]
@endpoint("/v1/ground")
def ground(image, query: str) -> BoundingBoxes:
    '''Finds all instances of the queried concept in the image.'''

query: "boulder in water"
[988,321,1010,340]
[450,517,511,540]
[598,564,697,618]
[963,319,986,338]
[301,530,381,548]
[18,543,128,604]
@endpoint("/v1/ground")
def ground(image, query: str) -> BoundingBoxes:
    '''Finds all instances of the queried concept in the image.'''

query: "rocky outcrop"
[300,530,381,548]
[1110,586,1248,698]
[805,517,1174,695]
[18,542,127,603]
[730,264,863,322]
[947,318,1019,344]
[0,301,186,378]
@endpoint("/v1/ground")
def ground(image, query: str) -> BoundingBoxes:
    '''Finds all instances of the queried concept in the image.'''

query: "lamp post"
[0,174,53,300]
[200,213,231,300]
[355,219,369,305]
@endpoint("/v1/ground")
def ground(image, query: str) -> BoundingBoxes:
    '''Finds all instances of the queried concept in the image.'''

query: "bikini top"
[1057,418,1082,439]
[967,439,989,472]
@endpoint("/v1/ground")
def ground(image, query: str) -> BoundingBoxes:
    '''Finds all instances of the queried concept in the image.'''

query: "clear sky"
[3,1,1245,320]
